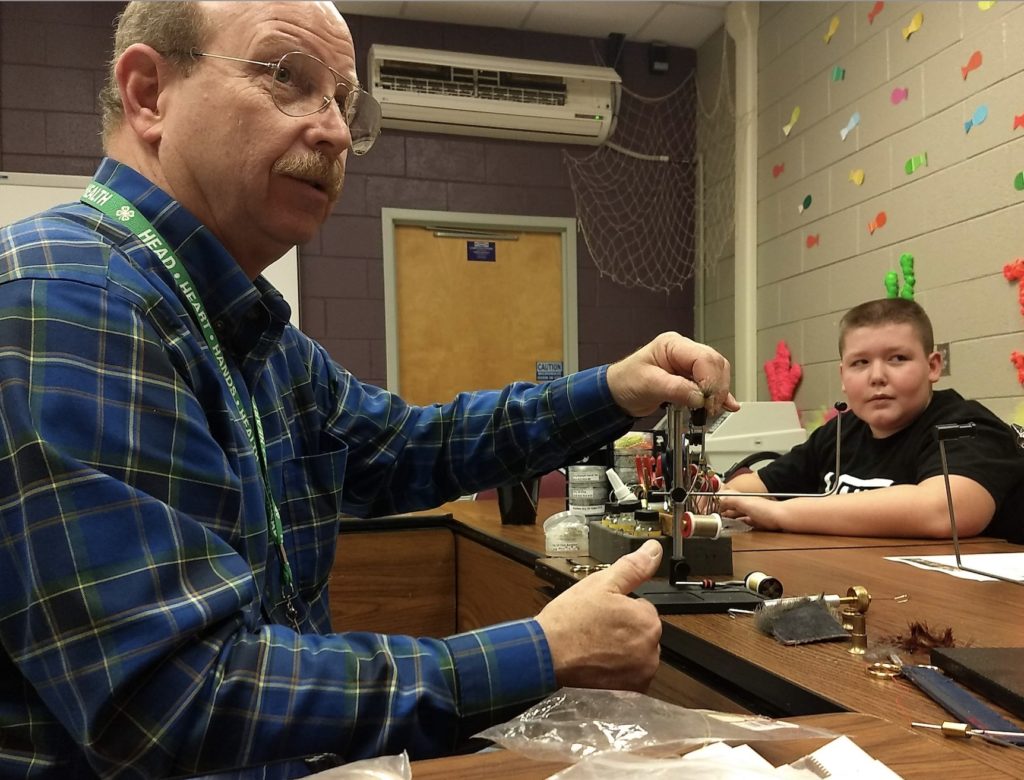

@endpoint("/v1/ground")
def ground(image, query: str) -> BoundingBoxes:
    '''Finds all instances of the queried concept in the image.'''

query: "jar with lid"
[603,500,641,532]
[633,509,662,537]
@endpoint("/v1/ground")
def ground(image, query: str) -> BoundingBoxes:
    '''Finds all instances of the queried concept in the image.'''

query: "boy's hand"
[536,540,663,692]
[719,493,787,531]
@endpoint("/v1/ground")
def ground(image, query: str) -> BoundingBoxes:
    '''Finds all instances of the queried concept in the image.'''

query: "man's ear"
[115,44,174,144]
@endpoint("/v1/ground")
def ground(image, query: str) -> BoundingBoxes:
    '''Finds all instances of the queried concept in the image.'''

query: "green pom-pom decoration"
[884,254,916,300]
[884,271,900,298]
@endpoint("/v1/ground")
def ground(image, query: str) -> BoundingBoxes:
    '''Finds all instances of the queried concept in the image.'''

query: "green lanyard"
[81,181,299,626]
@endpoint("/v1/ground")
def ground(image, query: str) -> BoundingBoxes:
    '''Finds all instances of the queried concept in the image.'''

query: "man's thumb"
[602,539,663,594]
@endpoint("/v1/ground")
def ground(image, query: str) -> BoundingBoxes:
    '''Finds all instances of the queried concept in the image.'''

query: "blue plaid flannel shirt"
[0,159,634,778]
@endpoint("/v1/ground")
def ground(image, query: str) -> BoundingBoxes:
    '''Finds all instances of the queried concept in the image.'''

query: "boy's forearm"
[723,472,768,493]
[774,476,994,538]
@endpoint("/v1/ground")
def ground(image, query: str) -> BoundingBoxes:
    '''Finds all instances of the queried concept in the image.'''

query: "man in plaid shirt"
[0,2,737,777]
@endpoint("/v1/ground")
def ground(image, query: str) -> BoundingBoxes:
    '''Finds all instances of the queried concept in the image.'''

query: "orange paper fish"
[962,50,982,80]
[806,234,820,249]
[868,1,884,24]
[868,211,887,234]
[772,163,785,178]
[1014,113,1024,131]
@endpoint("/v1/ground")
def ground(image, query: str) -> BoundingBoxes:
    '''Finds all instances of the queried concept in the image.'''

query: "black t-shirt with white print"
[757,389,1024,542]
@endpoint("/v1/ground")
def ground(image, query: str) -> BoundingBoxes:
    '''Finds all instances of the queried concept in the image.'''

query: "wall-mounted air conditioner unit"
[367,45,620,145]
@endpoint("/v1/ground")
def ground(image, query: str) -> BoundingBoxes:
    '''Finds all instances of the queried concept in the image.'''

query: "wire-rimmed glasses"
[190,49,381,155]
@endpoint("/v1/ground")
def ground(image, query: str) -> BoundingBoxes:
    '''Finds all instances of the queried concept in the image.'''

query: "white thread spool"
[681,511,723,540]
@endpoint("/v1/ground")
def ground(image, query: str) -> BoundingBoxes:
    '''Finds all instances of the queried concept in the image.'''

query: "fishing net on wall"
[564,31,735,294]
[564,77,696,294]
[696,28,737,277]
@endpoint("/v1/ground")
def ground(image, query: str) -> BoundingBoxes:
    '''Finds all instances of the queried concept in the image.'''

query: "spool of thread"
[681,511,723,540]
[744,571,784,599]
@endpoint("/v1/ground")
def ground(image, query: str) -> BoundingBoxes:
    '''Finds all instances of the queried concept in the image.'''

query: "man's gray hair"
[99,1,210,142]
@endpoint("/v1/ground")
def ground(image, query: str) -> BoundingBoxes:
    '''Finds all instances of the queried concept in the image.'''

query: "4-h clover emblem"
[115,205,135,222]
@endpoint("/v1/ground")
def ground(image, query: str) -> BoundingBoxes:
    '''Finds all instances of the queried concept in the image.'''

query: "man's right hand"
[535,539,663,692]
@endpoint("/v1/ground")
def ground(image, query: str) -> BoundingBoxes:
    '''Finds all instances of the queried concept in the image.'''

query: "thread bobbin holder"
[666,404,733,583]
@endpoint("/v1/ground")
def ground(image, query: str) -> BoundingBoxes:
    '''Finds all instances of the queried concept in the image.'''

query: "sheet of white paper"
[886,552,1024,582]
[788,736,904,779]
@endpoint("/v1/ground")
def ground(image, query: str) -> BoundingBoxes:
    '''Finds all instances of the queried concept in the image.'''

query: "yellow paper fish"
[978,2,996,10]
[849,169,865,186]
[902,11,923,40]
[783,105,801,137]
[824,16,840,44]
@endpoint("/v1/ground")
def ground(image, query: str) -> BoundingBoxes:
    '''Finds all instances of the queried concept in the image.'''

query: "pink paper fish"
[868,1,884,24]
[962,50,982,80]
[772,163,785,178]
[806,234,820,249]
[890,87,909,105]
[1013,113,1024,131]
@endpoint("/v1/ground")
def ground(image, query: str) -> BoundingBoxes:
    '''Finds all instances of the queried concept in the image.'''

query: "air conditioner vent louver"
[379,74,567,106]
[369,45,620,145]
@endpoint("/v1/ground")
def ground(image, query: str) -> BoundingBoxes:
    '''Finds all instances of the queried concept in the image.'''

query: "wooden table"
[538,538,1024,775]
[333,500,1024,775]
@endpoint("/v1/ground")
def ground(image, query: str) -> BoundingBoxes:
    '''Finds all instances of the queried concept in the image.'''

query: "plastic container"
[543,510,590,556]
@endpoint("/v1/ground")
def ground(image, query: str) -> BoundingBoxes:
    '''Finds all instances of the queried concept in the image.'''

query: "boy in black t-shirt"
[721,299,1024,542]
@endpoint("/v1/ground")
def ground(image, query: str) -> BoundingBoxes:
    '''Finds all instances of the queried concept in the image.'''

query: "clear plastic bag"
[547,751,785,779]
[309,751,411,779]
[474,688,836,763]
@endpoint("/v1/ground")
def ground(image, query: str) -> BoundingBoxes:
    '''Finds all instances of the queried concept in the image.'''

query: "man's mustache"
[273,152,344,200]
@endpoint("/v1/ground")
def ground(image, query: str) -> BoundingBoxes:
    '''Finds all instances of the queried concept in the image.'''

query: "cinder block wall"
[699,1,1024,424]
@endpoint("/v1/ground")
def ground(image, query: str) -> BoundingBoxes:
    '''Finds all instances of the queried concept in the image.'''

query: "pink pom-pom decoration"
[764,340,803,401]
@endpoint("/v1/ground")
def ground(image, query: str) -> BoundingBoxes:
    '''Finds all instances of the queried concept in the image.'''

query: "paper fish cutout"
[772,163,785,178]
[840,111,861,141]
[891,87,909,105]
[798,194,812,214]
[783,106,801,136]
[868,211,887,234]
[962,50,982,80]
[806,234,820,248]
[1015,171,1024,191]
[868,1,885,24]
[964,104,988,133]
[1014,113,1024,130]
[832,66,846,82]
[824,16,840,44]
[902,11,923,40]
[978,1,996,9]
[849,169,865,186]
[904,152,928,175]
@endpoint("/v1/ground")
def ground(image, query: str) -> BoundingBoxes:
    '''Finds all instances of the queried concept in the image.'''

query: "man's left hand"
[606,332,739,418]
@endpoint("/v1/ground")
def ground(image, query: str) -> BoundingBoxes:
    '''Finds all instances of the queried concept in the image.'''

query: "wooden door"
[394,225,565,405]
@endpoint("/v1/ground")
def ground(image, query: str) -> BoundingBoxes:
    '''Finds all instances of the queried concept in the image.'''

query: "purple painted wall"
[0,2,697,389]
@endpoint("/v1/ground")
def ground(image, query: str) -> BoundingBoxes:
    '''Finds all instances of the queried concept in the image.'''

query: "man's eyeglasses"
[189,49,381,155]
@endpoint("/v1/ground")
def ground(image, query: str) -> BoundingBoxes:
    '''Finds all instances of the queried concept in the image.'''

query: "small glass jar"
[604,500,641,532]
[633,509,662,537]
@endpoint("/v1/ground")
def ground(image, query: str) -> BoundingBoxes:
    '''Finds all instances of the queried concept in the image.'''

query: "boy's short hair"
[838,298,935,356]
